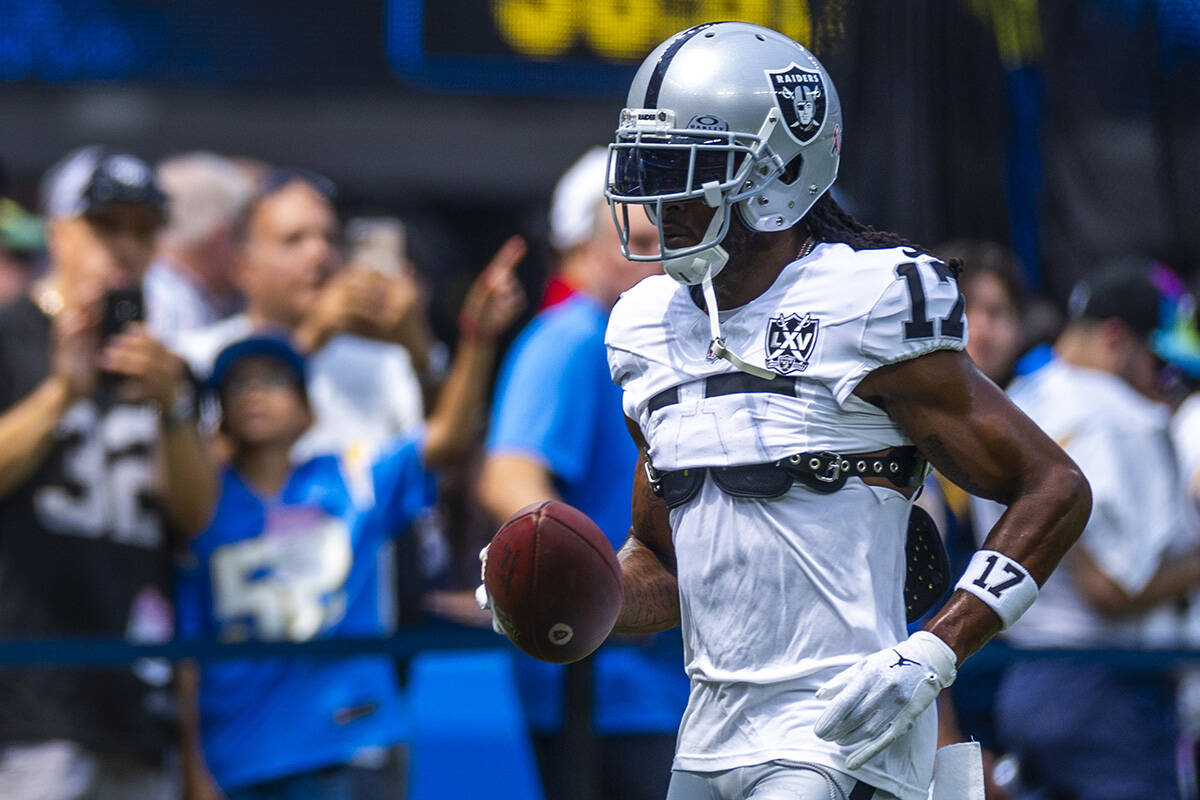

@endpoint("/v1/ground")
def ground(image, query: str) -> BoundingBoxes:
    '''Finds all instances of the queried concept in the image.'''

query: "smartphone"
[345,217,407,277]
[101,288,145,339]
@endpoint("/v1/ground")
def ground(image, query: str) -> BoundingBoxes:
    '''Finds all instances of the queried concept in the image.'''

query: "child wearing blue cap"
[175,255,522,799]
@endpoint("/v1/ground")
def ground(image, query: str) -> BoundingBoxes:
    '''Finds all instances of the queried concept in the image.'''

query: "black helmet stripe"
[643,22,719,108]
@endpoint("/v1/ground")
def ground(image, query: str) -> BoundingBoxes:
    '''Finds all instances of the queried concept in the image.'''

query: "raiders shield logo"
[766,63,827,144]
[765,312,819,374]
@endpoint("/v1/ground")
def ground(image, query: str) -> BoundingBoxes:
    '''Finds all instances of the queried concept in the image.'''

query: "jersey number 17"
[896,261,966,340]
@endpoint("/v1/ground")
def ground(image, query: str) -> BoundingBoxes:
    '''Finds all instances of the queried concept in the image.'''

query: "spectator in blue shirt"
[176,251,522,800]
[478,150,689,800]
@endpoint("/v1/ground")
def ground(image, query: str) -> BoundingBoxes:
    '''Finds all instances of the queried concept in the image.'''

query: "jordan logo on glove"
[815,630,958,770]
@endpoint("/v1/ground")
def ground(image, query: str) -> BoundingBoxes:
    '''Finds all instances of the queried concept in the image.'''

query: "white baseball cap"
[548,147,609,252]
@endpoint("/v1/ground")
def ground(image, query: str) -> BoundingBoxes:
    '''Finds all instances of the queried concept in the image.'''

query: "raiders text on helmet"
[605,22,842,286]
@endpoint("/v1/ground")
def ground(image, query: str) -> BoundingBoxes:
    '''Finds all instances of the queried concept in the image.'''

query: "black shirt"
[0,295,172,760]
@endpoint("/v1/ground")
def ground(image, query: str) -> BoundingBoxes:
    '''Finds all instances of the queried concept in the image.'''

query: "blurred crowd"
[2,141,1200,800]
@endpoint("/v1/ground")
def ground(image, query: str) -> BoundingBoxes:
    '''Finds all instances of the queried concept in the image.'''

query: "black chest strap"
[646,446,925,509]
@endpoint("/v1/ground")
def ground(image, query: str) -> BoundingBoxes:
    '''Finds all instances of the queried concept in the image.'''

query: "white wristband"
[954,550,1038,630]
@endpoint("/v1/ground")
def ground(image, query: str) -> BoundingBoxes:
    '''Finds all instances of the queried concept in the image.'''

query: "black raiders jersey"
[0,295,172,759]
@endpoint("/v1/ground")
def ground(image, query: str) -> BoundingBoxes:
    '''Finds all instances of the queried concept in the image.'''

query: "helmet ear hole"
[780,154,805,186]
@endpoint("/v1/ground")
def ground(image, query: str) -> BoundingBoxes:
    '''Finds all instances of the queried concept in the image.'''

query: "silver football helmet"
[606,22,842,286]
[605,22,842,379]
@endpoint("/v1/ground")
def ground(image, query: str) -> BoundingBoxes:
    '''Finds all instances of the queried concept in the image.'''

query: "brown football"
[484,500,623,664]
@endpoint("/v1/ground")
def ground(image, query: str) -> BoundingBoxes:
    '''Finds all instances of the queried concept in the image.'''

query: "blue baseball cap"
[209,334,308,397]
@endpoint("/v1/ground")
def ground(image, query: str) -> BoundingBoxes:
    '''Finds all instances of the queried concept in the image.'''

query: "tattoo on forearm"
[617,545,680,633]
[921,433,990,497]
[621,576,679,630]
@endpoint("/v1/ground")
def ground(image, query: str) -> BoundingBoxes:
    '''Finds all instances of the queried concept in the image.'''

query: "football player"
[602,23,1090,800]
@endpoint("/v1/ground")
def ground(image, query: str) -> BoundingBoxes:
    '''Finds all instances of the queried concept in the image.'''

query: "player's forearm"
[423,337,496,467]
[980,460,1092,585]
[614,534,680,634]
[925,460,1091,664]
[0,376,73,500]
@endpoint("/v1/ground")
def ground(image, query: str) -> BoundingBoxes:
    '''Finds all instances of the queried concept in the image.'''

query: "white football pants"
[665,761,899,800]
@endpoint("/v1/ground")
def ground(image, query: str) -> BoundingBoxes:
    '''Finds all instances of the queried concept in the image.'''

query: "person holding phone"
[0,146,215,800]
[171,171,444,462]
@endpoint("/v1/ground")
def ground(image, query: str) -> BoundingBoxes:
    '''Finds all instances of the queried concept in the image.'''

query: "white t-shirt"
[607,243,966,800]
[972,358,1183,648]
[170,314,424,461]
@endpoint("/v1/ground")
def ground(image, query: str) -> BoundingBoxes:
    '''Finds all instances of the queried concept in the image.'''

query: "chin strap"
[658,176,778,380]
[700,274,777,380]
[661,197,730,284]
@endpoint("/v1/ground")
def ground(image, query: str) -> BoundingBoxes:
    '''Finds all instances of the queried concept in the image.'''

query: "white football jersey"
[606,243,966,800]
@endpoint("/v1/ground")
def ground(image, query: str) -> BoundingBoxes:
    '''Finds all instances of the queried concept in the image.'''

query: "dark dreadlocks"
[804,193,961,277]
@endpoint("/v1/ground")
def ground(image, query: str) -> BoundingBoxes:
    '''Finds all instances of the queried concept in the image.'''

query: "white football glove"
[475,545,504,634]
[814,630,957,770]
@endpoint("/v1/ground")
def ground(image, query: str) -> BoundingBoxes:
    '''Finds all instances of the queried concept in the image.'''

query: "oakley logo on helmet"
[767,64,827,144]
[687,114,729,131]
[765,312,819,374]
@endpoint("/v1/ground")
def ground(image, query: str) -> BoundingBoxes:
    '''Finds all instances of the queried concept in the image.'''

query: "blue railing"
[0,628,1193,669]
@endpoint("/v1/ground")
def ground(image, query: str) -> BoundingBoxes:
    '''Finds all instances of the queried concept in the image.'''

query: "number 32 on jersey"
[895,260,966,341]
